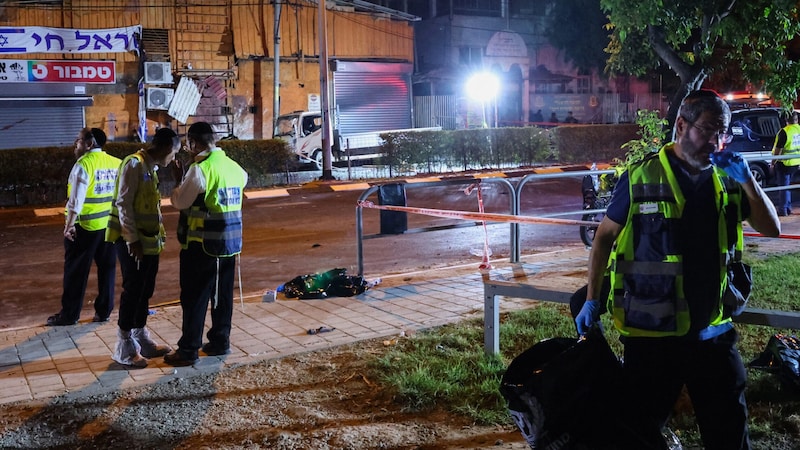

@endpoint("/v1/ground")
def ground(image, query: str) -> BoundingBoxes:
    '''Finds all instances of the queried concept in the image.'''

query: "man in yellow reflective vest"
[106,128,180,367]
[576,91,780,448]
[164,122,248,367]
[48,128,121,326]
[771,111,800,216]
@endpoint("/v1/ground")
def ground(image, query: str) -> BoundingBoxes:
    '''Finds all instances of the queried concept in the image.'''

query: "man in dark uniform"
[576,90,780,449]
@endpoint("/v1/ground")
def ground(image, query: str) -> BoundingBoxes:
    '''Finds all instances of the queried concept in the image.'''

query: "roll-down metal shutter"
[0,98,91,150]
[332,61,412,135]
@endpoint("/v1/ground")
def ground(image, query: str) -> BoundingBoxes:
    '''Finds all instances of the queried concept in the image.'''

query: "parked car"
[726,107,783,187]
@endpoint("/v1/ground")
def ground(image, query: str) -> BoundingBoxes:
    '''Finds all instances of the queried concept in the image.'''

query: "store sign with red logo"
[0,60,115,83]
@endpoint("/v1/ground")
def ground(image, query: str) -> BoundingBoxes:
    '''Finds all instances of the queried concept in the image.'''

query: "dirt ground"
[0,336,529,450]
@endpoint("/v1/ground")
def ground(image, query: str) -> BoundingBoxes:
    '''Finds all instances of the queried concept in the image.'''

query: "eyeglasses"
[683,117,733,144]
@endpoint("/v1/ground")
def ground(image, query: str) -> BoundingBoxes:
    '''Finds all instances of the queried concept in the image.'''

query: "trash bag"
[749,333,800,391]
[282,268,369,299]
[500,328,668,449]
[327,273,369,297]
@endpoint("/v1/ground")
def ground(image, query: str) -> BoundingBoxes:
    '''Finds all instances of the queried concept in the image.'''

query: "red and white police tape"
[358,202,800,240]
[357,200,601,227]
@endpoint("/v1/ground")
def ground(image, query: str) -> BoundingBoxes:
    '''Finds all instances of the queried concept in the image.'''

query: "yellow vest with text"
[66,150,121,231]
[774,123,800,166]
[609,146,744,337]
[105,151,166,255]
[177,150,245,257]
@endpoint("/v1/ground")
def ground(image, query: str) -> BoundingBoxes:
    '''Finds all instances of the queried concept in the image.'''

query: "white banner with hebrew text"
[0,25,141,54]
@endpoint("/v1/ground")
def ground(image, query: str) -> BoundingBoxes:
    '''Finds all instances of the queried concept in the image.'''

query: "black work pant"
[176,242,236,359]
[115,239,160,331]
[622,328,750,450]
[59,224,116,322]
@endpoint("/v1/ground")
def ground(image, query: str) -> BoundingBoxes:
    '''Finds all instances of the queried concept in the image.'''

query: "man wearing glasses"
[575,90,780,448]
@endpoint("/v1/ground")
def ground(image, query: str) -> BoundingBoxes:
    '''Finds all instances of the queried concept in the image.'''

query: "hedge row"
[0,124,638,207]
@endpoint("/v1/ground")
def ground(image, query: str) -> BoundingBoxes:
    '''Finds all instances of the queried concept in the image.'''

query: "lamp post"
[466,72,500,128]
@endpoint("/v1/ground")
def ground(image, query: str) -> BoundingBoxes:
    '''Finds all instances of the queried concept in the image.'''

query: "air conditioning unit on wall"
[144,61,173,84]
[147,87,174,110]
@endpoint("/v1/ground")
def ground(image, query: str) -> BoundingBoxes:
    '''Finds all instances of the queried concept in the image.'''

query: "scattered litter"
[342,372,375,387]
[383,339,398,346]
[307,326,335,335]
[148,309,156,315]
[262,290,276,303]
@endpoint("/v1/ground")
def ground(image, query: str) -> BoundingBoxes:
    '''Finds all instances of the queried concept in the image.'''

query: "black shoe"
[164,350,197,367]
[46,314,77,326]
[92,314,110,323]
[202,343,231,356]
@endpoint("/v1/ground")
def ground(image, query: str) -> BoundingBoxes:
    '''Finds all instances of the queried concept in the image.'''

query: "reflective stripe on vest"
[105,151,166,255]
[179,150,245,257]
[67,151,121,231]
[609,145,742,337]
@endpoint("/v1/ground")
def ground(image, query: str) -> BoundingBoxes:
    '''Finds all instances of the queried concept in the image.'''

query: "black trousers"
[115,239,160,331]
[176,242,236,359]
[622,328,750,450]
[59,224,116,322]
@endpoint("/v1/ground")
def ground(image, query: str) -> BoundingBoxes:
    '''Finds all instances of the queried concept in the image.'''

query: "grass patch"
[369,252,800,448]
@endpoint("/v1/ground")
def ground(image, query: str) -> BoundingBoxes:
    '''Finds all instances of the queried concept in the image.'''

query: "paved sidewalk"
[0,246,591,406]
[2,213,799,407]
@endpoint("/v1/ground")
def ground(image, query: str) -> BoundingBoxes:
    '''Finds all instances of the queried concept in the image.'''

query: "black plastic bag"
[749,334,800,391]
[282,268,368,299]
[500,328,665,449]
[722,261,752,317]
[327,273,369,297]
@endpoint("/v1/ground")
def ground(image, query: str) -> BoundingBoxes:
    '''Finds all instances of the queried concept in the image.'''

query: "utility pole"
[318,0,334,180]
[273,1,282,132]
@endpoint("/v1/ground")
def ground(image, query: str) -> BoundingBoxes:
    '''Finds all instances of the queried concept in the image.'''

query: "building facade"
[0,0,416,149]
[404,0,665,128]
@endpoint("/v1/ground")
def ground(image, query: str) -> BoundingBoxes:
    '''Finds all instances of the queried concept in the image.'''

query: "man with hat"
[164,122,248,366]
[47,127,122,326]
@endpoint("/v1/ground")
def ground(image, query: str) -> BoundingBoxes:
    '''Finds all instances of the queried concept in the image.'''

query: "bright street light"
[465,72,500,128]
[466,72,500,102]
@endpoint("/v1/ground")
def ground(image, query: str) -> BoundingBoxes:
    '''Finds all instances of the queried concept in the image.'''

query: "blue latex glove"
[575,299,602,336]
[710,151,751,183]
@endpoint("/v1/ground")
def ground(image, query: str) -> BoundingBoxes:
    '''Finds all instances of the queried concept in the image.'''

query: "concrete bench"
[482,272,800,356]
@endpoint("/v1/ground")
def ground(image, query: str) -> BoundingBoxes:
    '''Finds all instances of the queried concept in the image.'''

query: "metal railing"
[355,177,516,276]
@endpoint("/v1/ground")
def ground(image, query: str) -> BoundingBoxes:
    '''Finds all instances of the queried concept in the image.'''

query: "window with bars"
[141,28,170,61]
[577,72,591,94]
[438,0,501,17]
[459,46,483,68]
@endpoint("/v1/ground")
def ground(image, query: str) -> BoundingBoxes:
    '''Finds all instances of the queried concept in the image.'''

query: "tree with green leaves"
[602,0,800,127]
[544,0,610,73]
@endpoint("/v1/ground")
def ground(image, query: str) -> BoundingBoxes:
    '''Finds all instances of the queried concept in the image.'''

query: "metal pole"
[272,1,282,132]
[318,0,334,180]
